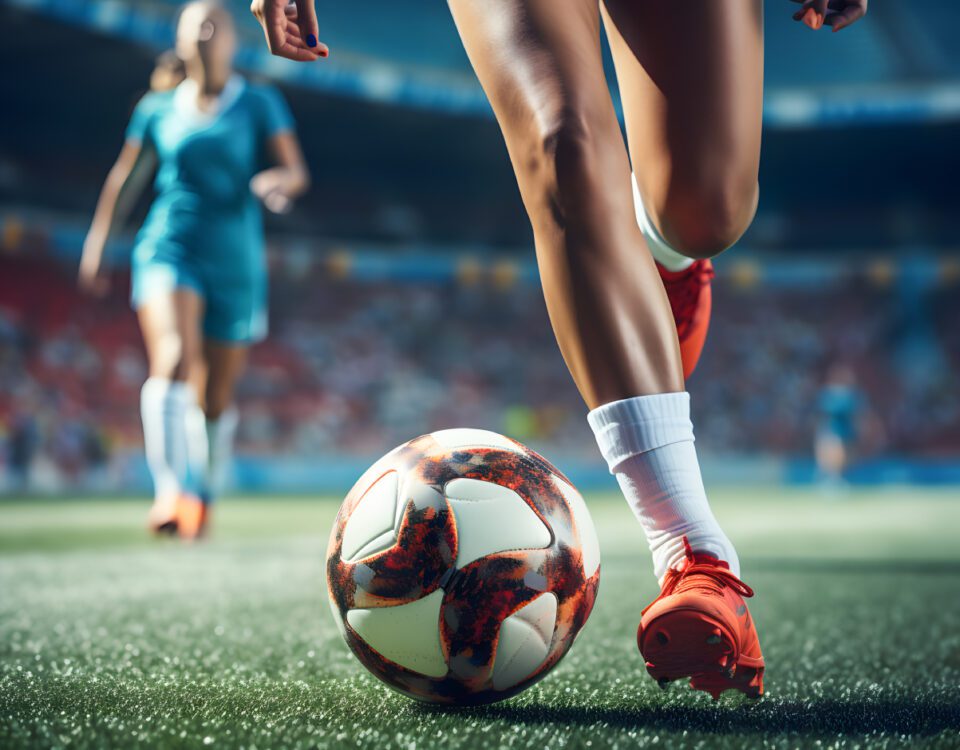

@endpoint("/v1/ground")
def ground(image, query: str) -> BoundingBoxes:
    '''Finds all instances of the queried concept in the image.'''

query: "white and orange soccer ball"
[326,428,601,705]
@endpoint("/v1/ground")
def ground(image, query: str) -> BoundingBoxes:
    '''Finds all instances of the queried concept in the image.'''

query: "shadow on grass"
[420,697,960,737]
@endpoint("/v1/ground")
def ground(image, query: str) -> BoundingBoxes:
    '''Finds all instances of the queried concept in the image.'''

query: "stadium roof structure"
[12,0,960,127]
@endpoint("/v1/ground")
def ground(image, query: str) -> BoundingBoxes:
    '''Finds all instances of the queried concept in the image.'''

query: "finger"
[256,0,325,61]
[799,7,819,28]
[792,0,813,21]
[285,19,304,39]
[263,21,321,61]
[280,24,327,59]
[808,0,829,28]
[283,26,329,61]
[276,39,324,62]
[262,188,288,214]
[274,197,293,215]
[792,0,828,28]
[294,0,327,55]
[260,0,290,55]
[826,4,866,31]
[260,0,320,60]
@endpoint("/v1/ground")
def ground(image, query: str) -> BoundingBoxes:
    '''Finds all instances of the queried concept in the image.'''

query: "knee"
[659,176,759,259]
[526,106,607,226]
[150,332,194,381]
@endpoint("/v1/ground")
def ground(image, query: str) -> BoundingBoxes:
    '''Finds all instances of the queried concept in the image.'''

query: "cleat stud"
[657,677,670,690]
[655,631,669,646]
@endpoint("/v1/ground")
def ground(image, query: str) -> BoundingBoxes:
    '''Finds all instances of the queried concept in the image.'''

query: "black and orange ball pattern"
[326,428,601,705]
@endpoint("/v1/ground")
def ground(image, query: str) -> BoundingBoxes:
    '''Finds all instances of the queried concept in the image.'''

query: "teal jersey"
[127,76,293,267]
[818,385,862,442]
[126,76,294,342]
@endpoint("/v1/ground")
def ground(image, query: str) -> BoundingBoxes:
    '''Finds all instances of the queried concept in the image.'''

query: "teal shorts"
[131,256,268,344]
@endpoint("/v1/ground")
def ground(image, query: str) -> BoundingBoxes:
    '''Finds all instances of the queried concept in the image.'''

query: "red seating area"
[2,251,959,485]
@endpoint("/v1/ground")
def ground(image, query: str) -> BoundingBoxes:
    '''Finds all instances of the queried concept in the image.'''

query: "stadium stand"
[2,224,958,490]
[1,1,958,491]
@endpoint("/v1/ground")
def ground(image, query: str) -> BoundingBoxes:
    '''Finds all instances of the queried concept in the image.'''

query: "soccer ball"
[326,428,601,705]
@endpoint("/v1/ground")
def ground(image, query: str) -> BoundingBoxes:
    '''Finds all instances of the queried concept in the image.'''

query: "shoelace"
[671,560,754,600]
[661,261,714,338]
[643,536,754,615]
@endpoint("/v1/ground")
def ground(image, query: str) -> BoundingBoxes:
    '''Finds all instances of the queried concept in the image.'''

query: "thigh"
[602,0,764,233]
[137,287,205,381]
[448,0,624,218]
[202,341,248,418]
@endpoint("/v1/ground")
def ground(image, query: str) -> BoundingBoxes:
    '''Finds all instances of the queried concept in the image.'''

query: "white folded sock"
[588,392,739,581]
[632,173,694,272]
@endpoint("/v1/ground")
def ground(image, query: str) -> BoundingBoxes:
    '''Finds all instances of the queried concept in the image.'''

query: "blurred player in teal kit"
[815,364,867,486]
[80,1,310,538]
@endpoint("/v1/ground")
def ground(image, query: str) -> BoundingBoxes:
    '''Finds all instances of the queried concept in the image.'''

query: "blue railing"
[2,214,958,290]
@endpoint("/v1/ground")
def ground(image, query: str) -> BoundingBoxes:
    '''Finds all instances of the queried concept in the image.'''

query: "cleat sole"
[690,662,764,700]
[150,519,178,536]
[639,608,764,699]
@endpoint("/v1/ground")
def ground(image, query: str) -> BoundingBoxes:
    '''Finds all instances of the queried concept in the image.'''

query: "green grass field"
[2,488,960,749]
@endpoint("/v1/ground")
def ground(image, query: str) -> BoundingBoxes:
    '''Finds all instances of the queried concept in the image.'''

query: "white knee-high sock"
[185,404,238,501]
[185,404,210,499]
[206,405,238,498]
[632,173,694,273]
[588,392,739,581]
[140,378,195,501]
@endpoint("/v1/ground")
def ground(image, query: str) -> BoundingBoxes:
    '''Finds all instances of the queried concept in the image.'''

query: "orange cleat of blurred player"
[147,493,209,541]
[638,537,764,699]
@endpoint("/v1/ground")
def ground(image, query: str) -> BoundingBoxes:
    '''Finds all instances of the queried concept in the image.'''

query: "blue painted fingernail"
[306,34,317,48]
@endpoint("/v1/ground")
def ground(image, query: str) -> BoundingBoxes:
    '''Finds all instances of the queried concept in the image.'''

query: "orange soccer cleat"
[147,493,208,541]
[147,494,180,536]
[658,259,714,380]
[638,537,764,700]
[173,493,209,541]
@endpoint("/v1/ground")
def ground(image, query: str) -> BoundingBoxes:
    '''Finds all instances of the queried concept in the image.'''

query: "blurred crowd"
[1,250,959,490]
